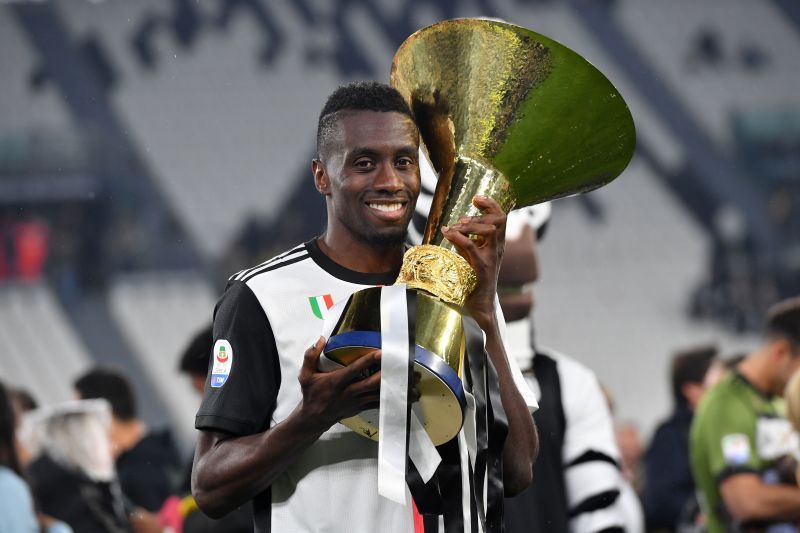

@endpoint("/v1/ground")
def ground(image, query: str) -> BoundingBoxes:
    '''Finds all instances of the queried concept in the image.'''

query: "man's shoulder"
[228,242,313,285]
[537,346,600,389]
[697,373,748,416]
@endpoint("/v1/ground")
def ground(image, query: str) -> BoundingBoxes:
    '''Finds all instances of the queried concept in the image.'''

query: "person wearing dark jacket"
[74,367,181,513]
[640,345,722,531]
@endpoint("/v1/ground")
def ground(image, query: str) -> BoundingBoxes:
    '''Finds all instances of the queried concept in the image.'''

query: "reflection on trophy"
[322,18,636,445]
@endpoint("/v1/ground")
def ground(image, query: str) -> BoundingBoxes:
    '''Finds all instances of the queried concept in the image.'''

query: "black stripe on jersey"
[240,252,310,283]
[232,245,306,281]
[567,489,621,518]
[565,450,620,469]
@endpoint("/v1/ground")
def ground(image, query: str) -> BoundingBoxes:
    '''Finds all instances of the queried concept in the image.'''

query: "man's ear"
[769,338,792,362]
[312,159,330,196]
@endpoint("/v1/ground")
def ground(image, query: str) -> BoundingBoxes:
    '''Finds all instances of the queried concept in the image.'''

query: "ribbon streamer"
[377,284,412,504]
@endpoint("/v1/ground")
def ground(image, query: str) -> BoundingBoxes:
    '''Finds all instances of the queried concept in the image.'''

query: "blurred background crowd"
[1,0,800,531]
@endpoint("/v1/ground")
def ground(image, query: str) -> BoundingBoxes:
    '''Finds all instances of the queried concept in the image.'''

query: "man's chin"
[364,228,408,248]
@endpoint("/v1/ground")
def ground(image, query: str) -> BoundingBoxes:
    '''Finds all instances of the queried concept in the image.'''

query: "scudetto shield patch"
[211,339,233,388]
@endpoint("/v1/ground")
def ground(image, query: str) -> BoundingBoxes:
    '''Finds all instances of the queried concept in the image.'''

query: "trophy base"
[322,341,466,446]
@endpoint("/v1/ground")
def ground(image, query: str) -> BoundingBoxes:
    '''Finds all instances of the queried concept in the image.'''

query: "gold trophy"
[322,18,635,445]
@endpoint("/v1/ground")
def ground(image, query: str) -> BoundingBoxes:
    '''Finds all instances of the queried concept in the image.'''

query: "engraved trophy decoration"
[320,18,635,446]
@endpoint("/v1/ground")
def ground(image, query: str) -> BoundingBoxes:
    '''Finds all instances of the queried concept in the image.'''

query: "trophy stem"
[425,156,516,249]
[397,157,516,307]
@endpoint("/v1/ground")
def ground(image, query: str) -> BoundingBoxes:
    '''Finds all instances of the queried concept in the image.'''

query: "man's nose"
[374,163,404,192]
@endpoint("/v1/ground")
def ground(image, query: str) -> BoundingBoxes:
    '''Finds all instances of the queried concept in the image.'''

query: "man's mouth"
[367,202,404,213]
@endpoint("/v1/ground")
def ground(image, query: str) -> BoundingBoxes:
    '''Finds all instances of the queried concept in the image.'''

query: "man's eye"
[396,158,414,167]
[355,159,374,169]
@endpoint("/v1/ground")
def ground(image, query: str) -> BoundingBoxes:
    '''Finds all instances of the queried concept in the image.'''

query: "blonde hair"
[785,369,800,432]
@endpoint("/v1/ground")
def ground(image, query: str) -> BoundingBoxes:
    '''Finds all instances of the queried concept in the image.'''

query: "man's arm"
[442,195,539,496]
[720,473,800,523]
[192,339,381,518]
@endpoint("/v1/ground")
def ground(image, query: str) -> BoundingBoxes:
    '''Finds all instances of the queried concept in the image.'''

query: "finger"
[450,221,498,238]
[341,350,381,383]
[349,371,381,395]
[472,195,503,214]
[300,337,326,376]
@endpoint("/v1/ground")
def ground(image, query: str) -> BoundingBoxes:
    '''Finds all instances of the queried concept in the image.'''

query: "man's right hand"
[297,337,382,432]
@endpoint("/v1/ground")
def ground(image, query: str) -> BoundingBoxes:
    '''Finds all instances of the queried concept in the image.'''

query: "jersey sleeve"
[195,280,281,436]
[696,392,759,484]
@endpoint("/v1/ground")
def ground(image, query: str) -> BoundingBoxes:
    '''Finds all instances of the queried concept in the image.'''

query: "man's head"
[762,296,800,395]
[74,367,137,422]
[313,82,420,248]
[179,325,213,395]
[670,345,719,410]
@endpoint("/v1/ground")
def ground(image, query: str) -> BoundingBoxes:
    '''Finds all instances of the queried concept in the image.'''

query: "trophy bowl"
[323,18,635,444]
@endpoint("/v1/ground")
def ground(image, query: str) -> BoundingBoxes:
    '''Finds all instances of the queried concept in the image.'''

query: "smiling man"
[191,82,538,533]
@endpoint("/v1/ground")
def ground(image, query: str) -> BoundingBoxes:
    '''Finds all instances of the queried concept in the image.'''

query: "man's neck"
[110,418,146,459]
[736,350,774,397]
[317,232,404,274]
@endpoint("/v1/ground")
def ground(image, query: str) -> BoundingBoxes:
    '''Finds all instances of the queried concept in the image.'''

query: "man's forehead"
[334,110,418,143]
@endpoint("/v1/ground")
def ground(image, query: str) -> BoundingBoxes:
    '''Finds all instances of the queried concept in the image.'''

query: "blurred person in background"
[499,205,642,533]
[74,367,181,514]
[640,345,724,532]
[0,380,40,533]
[691,297,800,532]
[179,324,214,396]
[787,370,800,436]
[21,398,130,532]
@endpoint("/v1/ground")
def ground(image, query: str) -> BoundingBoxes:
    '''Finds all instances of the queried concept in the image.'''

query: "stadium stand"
[615,0,800,150]
[108,273,217,449]
[0,282,92,406]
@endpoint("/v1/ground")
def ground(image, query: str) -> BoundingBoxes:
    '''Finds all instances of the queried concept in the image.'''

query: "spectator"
[178,325,213,395]
[690,296,800,532]
[22,399,130,533]
[74,367,181,513]
[786,369,800,433]
[0,380,39,533]
[640,345,722,531]
[499,206,642,533]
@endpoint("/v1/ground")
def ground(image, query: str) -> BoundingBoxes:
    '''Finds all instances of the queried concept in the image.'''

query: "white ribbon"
[319,287,442,503]
[378,284,412,504]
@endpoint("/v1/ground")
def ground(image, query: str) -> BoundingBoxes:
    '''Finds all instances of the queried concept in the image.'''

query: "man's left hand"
[442,195,506,328]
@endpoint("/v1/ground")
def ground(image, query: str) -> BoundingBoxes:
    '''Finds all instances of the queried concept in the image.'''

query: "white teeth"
[368,203,402,212]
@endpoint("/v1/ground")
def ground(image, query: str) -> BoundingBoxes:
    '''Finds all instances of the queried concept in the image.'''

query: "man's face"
[317,111,420,247]
[776,349,800,395]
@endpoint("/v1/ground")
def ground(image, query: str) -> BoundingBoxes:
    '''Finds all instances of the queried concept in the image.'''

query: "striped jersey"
[195,238,535,533]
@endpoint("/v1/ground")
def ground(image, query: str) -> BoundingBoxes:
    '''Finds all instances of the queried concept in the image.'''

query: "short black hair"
[765,297,800,353]
[179,325,213,377]
[316,81,415,161]
[74,367,137,421]
[671,345,718,405]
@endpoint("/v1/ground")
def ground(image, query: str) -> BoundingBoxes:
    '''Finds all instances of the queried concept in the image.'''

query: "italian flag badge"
[309,294,334,319]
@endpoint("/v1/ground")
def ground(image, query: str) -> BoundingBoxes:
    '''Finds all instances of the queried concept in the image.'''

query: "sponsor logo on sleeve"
[722,433,751,465]
[210,340,233,388]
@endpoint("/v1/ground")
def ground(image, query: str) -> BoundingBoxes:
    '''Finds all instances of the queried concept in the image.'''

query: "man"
[690,297,800,532]
[494,207,640,533]
[641,345,722,531]
[178,325,213,396]
[74,367,181,513]
[191,82,538,532]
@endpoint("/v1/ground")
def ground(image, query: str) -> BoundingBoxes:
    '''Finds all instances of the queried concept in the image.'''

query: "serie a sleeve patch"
[721,433,751,465]
[211,339,234,388]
